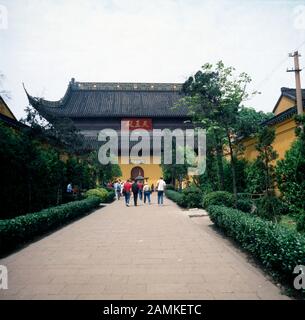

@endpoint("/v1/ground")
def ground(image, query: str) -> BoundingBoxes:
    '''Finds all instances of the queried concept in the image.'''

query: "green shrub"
[165,190,184,204]
[105,189,115,203]
[245,159,266,194]
[166,184,175,191]
[255,195,288,221]
[276,140,305,212]
[178,186,203,208]
[296,211,305,232]
[208,205,305,292]
[236,198,253,213]
[199,181,213,194]
[85,188,109,202]
[0,196,101,256]
[202,191,235,209]
[223,158,247,193]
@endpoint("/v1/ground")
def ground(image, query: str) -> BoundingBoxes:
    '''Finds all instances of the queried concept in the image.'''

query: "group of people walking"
[112,177,166,207]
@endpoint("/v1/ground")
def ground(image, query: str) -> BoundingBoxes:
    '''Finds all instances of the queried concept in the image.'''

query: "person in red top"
[137,181,144,202]
[123,179,132,207]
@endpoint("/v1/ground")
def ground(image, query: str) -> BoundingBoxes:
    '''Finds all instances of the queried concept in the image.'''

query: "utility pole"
[287,51,303,115]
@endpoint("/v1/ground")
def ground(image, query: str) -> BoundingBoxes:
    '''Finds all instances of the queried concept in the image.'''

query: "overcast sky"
[0,0,305,119]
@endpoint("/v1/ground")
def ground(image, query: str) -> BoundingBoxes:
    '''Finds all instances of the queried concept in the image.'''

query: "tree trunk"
[227,133,238,205]
[178,175,182,191]
[215,143,225,190]
[28,177,32,213]
[264,147,270,195]
[56,184,62,205]
[171,168,175,186]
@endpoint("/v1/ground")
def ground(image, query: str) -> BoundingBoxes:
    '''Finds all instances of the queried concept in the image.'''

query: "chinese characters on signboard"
[121,118,152,131]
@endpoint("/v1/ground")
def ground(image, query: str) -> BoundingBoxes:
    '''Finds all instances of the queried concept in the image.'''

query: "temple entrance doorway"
[131,166,144,180]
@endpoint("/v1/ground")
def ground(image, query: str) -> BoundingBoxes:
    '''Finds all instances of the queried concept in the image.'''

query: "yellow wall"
[119,155,162,186]
[0,97,16,120]
[273,96,294,115]
[241,118,297,162]
[241,95,298,163]
[272,118,297,160]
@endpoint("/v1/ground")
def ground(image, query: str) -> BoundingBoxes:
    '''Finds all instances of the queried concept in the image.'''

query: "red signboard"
[121,118,152,131]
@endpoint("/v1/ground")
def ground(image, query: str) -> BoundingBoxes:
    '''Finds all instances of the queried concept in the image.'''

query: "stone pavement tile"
[187,283,214,294]
[104,283,147,295]
[147,283,189,294]
[49,274,91,284]
[127,273,206,285]
[122,292,215,300]
[76,266,114,275]
[20,284,65,295]
[206,279,254,294]
[0,292,37,300]
[60,284,105,295]
[0,195,287,299]
[5,272,53,286]
[88,275,129,285]
[213,292,260,300]
[0,284,25,298]
[34,294,79,300]
[76,294,123,300]
[256,282,289,300]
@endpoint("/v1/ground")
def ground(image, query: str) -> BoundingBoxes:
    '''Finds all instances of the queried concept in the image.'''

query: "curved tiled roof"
[265,87,305,126]
[26,80,188,119]
[280,87,305,101]
[272,87,305,113]
[262,106,299,126]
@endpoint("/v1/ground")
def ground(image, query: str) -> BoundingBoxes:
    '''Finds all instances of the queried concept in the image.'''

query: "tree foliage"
[245,159,266,194]
[255,126,278,194]
[276,115,305,212]
[0,123,121,219]
[236,106,273,137]
[21,106,85,154]
[181,61,254,201]
[161,144,195,190]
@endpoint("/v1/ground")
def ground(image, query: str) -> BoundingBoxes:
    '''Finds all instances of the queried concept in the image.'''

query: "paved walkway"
[0,195,288,300]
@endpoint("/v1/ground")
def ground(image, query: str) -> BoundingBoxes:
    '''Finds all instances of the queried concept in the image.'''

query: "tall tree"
[255,126,278,195]
[276,115,305,211]
[21,106,85,153]
[181,61,253,202]
[236,106,273,138]
[161,145,195,190]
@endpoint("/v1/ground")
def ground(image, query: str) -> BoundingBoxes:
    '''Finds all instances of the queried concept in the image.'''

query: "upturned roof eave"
[24,80,189,118]
[23,81,71,109]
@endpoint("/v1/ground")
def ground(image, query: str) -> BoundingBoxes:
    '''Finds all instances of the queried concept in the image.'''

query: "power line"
[254,39,305,92]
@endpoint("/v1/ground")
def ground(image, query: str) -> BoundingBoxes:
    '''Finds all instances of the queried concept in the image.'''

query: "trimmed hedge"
[202,191,235,209]
[0,196,101,256]
[178,186,203,208]
[208,205,305,290]
[166,184,175,191]
[105,189,115,203]
[297,212,305,233]
[85,188,115,203]
[236,198,253,213]
[85,188,108,202]
[165,190,184,204]
[254,195,288,221]
[165,187,203,209]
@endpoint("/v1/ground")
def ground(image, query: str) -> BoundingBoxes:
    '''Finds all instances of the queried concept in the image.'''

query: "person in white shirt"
[143,182,152,204]
[113,180,121,200]
[66,183,73,193]
[156,177,166,205]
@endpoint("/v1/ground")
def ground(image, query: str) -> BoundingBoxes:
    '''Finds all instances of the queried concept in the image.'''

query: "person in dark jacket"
[132,180,139,206]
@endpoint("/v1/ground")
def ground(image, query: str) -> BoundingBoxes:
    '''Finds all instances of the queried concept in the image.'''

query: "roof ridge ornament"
[72,82,182,91]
